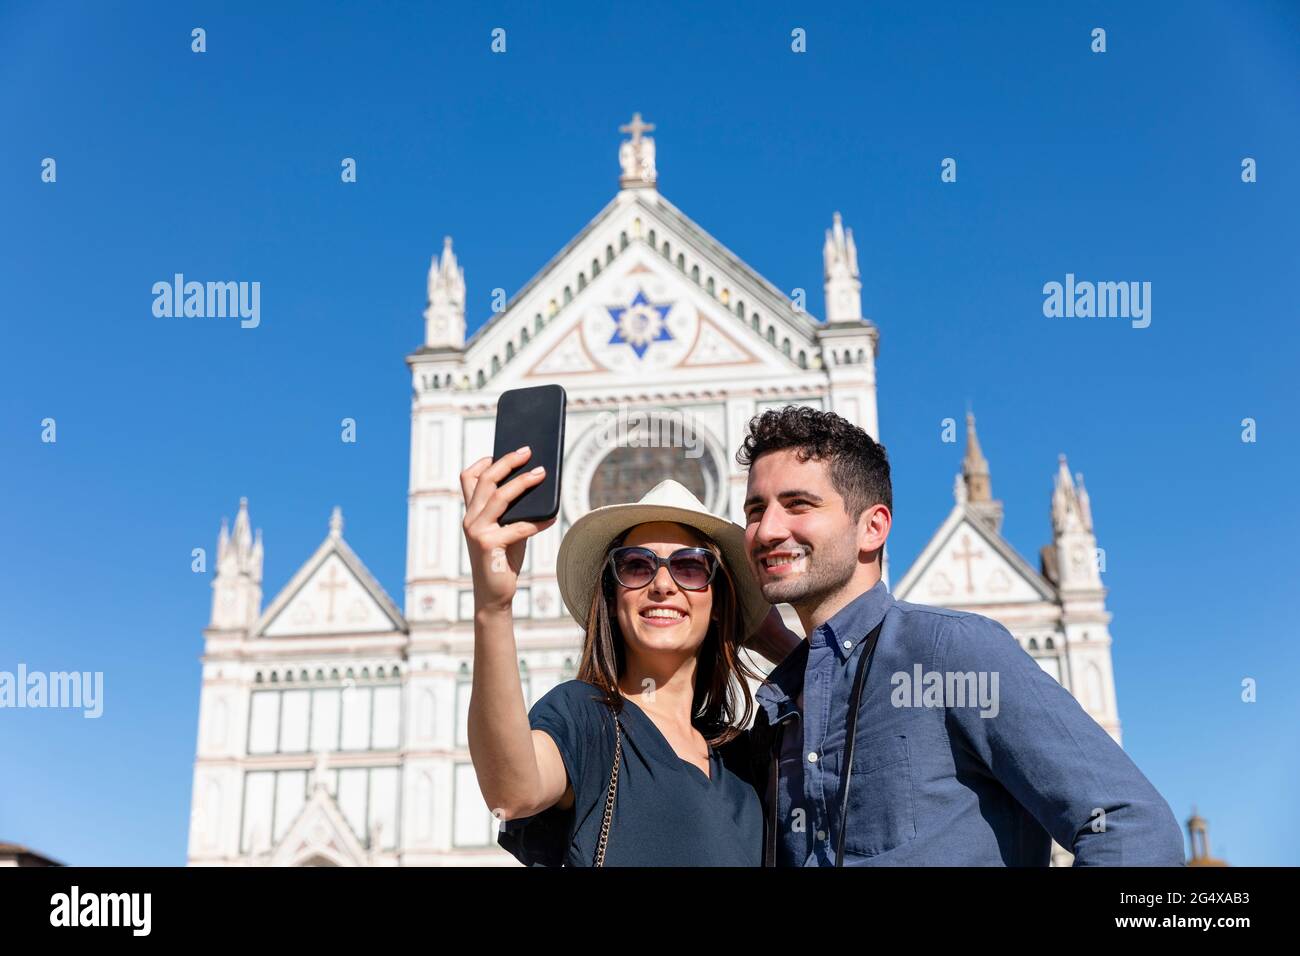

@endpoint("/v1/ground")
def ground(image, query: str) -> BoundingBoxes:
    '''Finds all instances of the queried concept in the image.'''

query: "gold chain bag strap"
[593,703,623,867]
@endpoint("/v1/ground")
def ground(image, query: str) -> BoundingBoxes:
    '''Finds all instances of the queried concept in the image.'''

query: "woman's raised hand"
[460,446,557,613]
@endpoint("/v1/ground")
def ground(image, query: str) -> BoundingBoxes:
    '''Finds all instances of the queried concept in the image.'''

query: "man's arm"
[743,605,803,667]
[939,614,1184,866]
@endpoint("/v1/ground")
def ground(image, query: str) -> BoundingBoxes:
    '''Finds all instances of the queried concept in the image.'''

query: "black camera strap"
[834,618,885,867]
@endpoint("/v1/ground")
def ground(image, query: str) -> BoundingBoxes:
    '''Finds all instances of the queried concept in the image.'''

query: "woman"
[461,445,799,866]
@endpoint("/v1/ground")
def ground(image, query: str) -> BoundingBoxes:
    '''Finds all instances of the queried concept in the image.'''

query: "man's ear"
[858,503,891,556]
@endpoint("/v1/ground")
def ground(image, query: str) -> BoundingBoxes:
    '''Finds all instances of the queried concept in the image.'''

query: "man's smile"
[757,548,809,575]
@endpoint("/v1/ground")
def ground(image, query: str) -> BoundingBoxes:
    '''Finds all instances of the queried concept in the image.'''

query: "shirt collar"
[811,578,894,662]
[754,579,894,725]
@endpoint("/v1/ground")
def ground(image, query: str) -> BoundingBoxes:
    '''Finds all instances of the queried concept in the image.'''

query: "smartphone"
[491,384,566,524]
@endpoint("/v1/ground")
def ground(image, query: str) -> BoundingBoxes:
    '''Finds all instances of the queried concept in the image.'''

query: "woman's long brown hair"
[575,524,764,746]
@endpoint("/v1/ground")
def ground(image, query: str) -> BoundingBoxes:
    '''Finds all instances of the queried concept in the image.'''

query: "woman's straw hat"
[556,479,770,636]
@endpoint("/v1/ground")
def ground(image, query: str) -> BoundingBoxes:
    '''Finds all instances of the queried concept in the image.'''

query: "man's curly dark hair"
[735,405,892,520]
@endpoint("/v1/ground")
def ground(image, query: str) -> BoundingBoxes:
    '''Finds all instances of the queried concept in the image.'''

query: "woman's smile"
[638,604,689,627]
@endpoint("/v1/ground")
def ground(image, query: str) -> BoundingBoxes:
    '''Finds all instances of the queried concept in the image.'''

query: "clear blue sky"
[2,1,1296,866]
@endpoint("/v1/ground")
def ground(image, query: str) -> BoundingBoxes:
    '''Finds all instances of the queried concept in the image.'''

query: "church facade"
[186,116,1120,866]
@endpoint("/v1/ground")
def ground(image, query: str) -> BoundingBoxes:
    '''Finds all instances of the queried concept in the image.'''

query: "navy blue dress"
[497,680,763,867]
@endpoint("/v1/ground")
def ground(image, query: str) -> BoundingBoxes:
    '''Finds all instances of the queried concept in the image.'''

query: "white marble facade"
[187,116,1119,866]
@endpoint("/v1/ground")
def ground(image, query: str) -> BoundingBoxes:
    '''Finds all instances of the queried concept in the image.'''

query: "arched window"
[592,259,600,277]
[534,314,544,332]
[476,370,486,388]
[1045,637,1056,650]
[619,232,628,250]
[752,314,761,332]
[737,301,746,319]
[491,356,500,374]
[706,276,715,296]
[606,244,615,263]
[521,326,530,344]
[782,338,791,356]
[691,265,700,284]
[1028,638,1040,651]
[577,273,586,291]
[505,342,514,360]
[563,286,572,304]
[661,241,670,258]
[766,327,776,344]
[647,229,656,247]
[676,253,686,271]
[798,350,807,369]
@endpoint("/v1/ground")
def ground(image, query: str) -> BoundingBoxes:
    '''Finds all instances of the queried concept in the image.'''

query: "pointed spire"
[961,412,992,502]
[210,498,263,630]
[311,750,331,792]
[1047,453,1103,591]
[232,497,253,552]
[1075,472,1093,532]
[329,506,344,539]
[823,212,863,322]
[823,212,859,281]
[424,236,466,349]
[1051,454,1092,535]
[251,528,263,578]
[956,410,1004,533]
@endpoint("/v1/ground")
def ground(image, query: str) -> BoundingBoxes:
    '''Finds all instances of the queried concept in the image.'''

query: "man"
[738,405,1184,866]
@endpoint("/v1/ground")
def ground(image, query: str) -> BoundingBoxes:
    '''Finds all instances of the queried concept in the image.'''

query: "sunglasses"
[606,546,719,591]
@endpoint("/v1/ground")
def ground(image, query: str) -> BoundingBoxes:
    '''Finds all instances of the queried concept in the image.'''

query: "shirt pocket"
[842,733,916,858]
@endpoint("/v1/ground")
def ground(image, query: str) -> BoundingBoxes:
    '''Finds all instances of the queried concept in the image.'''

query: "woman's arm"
[460,448,571,820]
[469,605,573,818]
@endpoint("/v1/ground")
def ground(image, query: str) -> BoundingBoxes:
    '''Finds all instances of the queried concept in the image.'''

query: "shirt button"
[843,640,853,650]
[816,830,827,841]
[807,752,818,763]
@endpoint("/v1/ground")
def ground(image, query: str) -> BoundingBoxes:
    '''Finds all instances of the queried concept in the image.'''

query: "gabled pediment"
[255,530,406,638]
[894,505,1056,607]
[493,247,792,389]
[269,783,369,867]
[457,189,828,391]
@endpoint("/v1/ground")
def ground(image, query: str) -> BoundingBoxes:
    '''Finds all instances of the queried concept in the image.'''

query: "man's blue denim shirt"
[753,579,1185,866]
